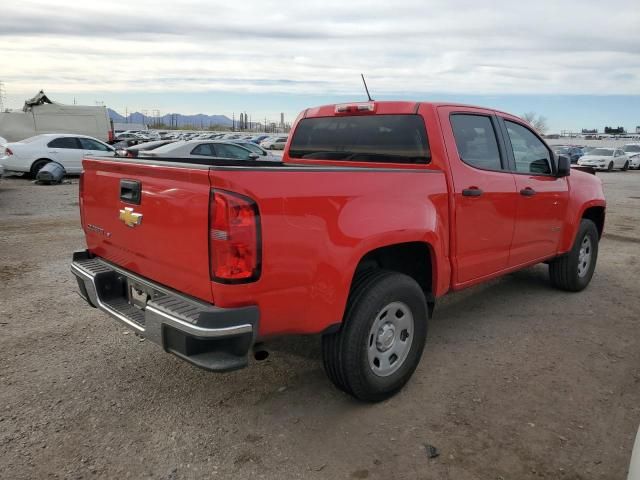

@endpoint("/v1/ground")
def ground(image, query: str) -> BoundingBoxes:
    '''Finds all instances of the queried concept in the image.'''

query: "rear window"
[289,115,430,164]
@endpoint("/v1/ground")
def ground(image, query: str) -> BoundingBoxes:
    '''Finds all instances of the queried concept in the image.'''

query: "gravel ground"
[1,171,639,480]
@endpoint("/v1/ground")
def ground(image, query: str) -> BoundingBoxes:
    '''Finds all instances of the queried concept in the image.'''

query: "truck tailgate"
[81,158,213,303]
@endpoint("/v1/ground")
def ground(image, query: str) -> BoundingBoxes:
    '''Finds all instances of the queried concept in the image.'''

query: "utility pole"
[0,81,6,112]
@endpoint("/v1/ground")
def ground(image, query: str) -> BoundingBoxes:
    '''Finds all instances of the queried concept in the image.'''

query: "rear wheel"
[322,270,428,402]
[29,158,51,178]
[622,161,629,171]
[549,219,599,292]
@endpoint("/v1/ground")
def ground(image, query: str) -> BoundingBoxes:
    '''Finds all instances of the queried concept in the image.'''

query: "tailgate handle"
[120,179,141,204]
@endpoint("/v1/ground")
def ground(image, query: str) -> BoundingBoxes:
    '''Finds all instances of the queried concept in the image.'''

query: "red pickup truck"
[71,101,606,401]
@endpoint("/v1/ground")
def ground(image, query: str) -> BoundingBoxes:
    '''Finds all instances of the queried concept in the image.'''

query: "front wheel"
[607,162,614,171]
[322,270,428,402]
[549,219,599,291]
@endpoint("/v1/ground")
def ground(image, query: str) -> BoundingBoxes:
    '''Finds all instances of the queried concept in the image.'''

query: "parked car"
[72,100,605,402]
[623,144,640,169]
[260,137,288,150]
[577,147,630,171]
[137,140,279,162]
[0,134,115,176]
[553,146,583,163]
[116,140,177,158]
[630,425,640,480]
[249,135,270,144]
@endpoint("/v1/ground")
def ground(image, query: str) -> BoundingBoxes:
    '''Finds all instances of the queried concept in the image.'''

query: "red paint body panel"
[82,160,214,303]
[80,100,606,340]
[207,168,450,337]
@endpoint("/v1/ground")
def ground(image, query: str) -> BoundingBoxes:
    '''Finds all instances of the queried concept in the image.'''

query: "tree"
[521,112,548,134]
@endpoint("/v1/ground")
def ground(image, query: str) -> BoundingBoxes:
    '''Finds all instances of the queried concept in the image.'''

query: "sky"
[1,0,639,132]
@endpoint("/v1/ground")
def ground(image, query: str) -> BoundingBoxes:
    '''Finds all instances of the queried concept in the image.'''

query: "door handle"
[462,187,483,197]
[520,187,536,197]
[120,179,141,204]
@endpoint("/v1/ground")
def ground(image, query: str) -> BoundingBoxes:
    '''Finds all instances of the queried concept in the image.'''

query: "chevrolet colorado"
[71,101,606,401]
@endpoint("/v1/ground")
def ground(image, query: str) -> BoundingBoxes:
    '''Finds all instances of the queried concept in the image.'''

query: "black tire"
[29,158,51,178]
[622,161,629,171]
[322,270,428,402]
[607,162,614,171]
[549,219,599,292]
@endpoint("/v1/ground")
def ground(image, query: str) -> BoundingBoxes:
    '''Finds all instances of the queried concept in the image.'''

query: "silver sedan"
[137,140,281,162]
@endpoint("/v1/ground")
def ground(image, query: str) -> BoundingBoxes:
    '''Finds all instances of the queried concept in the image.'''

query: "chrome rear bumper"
[71,250,259,372]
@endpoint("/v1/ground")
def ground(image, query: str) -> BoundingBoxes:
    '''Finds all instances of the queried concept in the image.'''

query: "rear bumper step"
[70,250,259,372]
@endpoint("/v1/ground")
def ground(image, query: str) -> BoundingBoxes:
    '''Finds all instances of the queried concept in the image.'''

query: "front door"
[499,118,569,266]
[439,107,519,286]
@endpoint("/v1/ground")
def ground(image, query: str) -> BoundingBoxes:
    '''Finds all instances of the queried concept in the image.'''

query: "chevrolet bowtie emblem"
[119,207,143,228]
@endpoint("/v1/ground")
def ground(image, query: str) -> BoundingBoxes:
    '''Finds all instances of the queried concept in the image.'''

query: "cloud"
[1,0,639,101]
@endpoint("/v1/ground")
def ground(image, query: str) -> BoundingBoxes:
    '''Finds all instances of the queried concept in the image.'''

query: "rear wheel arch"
[29,158,53,177]
[350,241,435,306]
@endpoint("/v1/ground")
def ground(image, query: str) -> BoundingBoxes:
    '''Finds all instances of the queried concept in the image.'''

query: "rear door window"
[289,114,430,163]
[450,114,503,171]
[47,137,80,149]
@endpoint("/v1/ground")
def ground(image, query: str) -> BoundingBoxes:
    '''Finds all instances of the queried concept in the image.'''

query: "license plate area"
[128,280,152,310]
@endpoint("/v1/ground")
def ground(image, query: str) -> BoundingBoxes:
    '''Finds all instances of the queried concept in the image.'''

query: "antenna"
[361,74,373,102]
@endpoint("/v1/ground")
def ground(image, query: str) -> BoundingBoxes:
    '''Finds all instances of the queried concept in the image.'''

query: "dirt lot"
[1,171,639,480]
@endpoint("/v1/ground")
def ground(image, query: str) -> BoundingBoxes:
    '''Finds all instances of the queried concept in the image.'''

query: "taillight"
[5,147,13,156]
[209,190,261,283]
[108,130,115,142]
[126,151,135,158]
[78,171,85,230]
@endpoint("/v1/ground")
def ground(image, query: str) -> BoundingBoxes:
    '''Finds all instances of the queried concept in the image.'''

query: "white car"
[622,144,640,169]
[260,137,288,150]
[138,140,281,162]
[0,134,115,176]
[577,147,630,171]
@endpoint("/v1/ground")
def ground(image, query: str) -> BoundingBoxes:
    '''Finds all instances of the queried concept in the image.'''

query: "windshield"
[588,148,614,156]
[623,145,640,153]
[289,114,430,163]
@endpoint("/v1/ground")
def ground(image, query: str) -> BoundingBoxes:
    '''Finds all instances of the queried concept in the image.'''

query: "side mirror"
[248,153,259,160]
[556,155,570,177]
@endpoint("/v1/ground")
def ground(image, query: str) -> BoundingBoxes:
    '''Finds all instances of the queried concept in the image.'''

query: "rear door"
[498,118,569,266]
[81,158,214,302]
[46,136,84,172]
[439,107,518,285]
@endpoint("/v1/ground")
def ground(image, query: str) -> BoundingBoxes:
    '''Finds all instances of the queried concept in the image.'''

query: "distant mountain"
[108,108,233,128]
